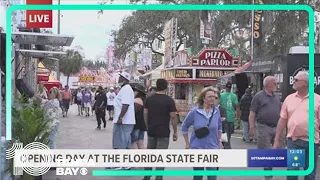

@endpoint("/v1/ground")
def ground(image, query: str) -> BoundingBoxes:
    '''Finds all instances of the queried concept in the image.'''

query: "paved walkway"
[41,105,313,180]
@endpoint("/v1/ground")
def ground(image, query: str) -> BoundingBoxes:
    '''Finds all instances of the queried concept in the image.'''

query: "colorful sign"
[26,0,53,28]
[192,49,238,68]
[195,69,233,79]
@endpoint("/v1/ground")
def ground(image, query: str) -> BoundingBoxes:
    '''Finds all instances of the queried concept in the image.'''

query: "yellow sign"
[175,69,192,78]
[79,76,95,82]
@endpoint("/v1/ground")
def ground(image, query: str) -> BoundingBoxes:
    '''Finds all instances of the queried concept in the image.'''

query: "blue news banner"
[247,149,305,168]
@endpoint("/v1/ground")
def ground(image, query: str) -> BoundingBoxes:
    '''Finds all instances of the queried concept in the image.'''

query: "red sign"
[192,49,238,68]
[26,0,53,28]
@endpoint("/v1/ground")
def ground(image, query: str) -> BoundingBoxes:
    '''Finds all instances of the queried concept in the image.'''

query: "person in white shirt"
[106,87,116,121]
[109,72,135,170]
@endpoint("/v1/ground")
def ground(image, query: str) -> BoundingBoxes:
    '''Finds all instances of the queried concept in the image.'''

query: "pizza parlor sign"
[192,49,238,68]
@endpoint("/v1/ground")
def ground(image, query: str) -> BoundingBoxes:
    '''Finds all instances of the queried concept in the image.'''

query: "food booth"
[161,48,238,119]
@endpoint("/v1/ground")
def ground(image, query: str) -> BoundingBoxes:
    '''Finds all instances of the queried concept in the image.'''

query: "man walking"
[94,86,107,130]
[219,82,240,149]
[143,79,178,180]
[106,87,116,121]
[111,72,135,170]
[274,71,319,180]
[249,76,285,180]
[61,85,72,117]
[240,88,253,142]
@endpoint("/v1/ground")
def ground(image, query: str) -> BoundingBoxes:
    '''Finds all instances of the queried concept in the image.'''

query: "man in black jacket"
[94,86,107,130]
[240,88,253,142]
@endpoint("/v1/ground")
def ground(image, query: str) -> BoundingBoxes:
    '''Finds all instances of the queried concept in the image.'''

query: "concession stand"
[161,48,239,119]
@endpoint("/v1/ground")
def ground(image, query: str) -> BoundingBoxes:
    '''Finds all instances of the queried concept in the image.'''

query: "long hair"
[50,87,61,100]
[196,86,217,107]
[135,91,146,103]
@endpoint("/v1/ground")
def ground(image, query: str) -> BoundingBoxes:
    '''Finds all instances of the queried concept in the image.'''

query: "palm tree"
[59,49,83,85]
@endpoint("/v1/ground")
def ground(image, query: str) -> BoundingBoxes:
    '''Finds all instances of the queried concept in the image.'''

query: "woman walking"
[75,88,83,116]
[181,86,223,180]
[130,84,147,149]
[82,87,92,117]
[35,87,61,148]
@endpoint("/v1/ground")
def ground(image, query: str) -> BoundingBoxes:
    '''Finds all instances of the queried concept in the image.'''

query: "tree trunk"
[67,75,70,86]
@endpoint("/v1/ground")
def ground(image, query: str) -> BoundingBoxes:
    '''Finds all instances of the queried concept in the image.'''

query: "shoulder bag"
[194,109,215,139]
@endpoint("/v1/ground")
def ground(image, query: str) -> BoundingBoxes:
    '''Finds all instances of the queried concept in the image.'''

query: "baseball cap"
[119,72,131,81]
[225,82,232,89]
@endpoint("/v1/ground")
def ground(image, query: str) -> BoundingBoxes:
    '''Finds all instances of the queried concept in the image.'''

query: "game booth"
[72,67,118,88]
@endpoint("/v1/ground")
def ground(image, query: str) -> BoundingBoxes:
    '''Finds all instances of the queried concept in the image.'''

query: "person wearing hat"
[106,87,116,121]
[219,82,240,149]
[130,83,147,150]
[110,71,135,170]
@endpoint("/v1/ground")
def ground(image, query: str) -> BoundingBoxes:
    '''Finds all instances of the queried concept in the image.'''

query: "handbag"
[221,132,228,142]
[194,110,215,139]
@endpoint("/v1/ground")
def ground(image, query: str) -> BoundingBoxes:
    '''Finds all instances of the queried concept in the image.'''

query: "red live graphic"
[26,0,53,28]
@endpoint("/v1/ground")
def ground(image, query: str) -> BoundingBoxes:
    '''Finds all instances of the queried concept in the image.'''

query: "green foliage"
[6,96,52,179]
[60,49,83,85]
[105,0,317,61]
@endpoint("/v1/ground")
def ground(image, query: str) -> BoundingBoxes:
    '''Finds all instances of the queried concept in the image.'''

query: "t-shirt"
[219,92,238,122]
[144,93,177,138]
[113,84,135,125]
[106,92,116,106]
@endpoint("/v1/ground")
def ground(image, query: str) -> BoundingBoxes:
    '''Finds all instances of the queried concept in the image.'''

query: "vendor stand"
[161,48,238,119]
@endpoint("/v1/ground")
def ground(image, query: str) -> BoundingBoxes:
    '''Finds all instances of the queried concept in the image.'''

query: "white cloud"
[49,0,133,60]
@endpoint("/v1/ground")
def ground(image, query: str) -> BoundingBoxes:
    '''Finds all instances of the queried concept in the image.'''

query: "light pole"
[57,0,61,80]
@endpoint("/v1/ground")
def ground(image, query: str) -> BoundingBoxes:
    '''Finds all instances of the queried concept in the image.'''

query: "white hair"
[297,70,309,82]
[263,76,275,87]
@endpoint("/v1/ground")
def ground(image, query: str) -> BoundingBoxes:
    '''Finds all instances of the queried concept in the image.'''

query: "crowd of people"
[35,70,319,180]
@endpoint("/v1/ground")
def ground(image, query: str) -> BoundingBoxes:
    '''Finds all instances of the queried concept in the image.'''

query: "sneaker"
[142,177,151,180]
[104,124,106,128]
[96,127,101,130]
[122,167,131,170]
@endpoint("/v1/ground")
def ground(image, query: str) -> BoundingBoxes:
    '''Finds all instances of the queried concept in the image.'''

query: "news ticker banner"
[5,142,306,176]
[11,147,306,169]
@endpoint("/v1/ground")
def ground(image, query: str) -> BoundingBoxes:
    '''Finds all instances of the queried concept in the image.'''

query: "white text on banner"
[14,149,248,168]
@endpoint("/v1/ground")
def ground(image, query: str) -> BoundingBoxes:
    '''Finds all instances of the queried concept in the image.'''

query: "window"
[175,84,187,100]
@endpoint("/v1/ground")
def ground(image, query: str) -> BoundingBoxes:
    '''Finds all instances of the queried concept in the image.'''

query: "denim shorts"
[131,129,145,143]
[112,124,134,149]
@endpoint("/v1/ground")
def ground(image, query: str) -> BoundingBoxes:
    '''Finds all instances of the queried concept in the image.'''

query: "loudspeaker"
[235,73,249,99]
[16,79,35,98]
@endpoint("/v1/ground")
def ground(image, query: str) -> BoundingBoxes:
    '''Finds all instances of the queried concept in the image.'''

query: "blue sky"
[50,0,133,60]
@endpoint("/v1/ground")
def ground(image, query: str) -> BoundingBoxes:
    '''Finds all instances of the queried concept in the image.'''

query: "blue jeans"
[287,138,319,180]
[242,120,250,141]
[48,125,59,149]
[193,167,217,180]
